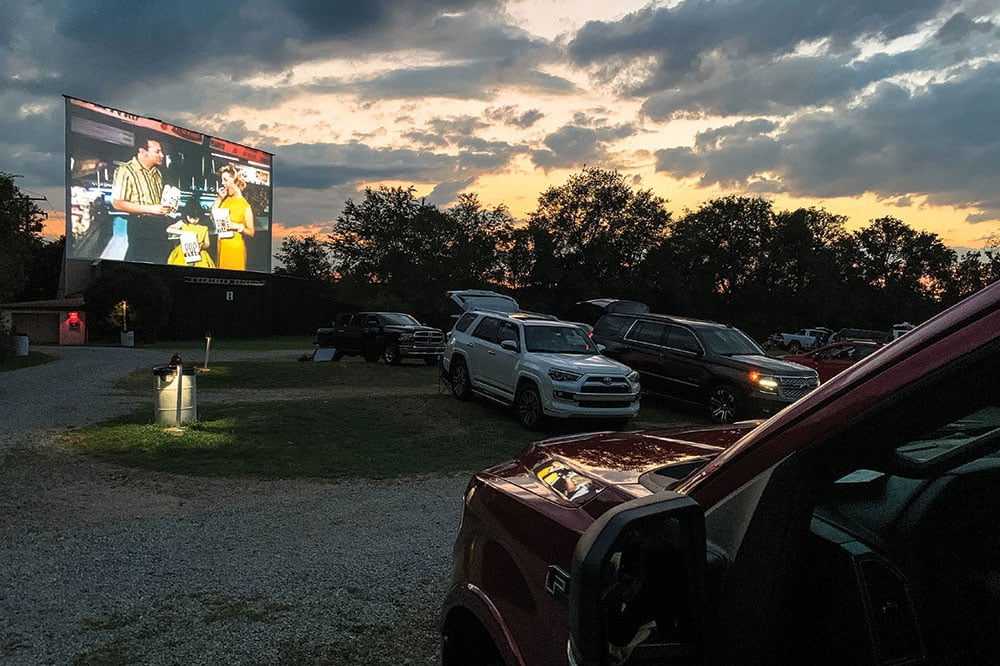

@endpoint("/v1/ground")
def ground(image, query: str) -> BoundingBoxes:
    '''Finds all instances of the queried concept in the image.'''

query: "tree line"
[3,168,999,347]
[275,167,1000,338]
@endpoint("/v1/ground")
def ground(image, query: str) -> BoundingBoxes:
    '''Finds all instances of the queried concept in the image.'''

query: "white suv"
[442,309,641,429]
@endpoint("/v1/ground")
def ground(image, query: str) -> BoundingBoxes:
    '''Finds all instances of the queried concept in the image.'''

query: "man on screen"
[111,132,175,262]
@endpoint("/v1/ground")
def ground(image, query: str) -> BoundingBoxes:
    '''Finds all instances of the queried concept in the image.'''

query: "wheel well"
[442,607,505,666]
[515,377,538,395]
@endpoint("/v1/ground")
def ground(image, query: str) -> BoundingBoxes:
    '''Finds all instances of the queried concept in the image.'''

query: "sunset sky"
[3,0,999,251]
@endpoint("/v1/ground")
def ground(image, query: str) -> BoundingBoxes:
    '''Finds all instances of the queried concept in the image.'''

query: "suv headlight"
[627,370,640,385]
[548,368,582,382]
[750,370,779,393]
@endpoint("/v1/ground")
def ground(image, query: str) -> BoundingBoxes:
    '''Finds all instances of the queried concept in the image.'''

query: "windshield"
[698,327,764,355]
[381,313,421,326]
[524,325,596,354]
[894,406,1000,465]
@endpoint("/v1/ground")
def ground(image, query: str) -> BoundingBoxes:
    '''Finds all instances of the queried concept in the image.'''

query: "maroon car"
[441,280,1000,666]
[782,339,882,382]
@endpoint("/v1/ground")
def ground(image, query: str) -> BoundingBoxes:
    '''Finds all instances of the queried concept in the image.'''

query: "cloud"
[655,59,1000,221]
[484,104,544,128]
[567,0,947,94]
[531,121,637,169]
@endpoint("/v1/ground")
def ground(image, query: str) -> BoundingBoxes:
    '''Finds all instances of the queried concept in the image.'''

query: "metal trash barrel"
[153,363,198,425]
[13,334,29,357]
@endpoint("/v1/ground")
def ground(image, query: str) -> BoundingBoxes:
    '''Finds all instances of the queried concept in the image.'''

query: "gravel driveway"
[0,346,468,665]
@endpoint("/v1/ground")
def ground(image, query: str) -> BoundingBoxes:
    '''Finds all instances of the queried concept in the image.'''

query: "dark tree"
[273,235,334,281]
[521,167,671,311]
[0,172,47,304]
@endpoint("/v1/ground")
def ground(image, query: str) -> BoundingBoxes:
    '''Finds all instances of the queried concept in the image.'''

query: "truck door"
[338,313,366,352]
[485,321,521,400]
[660,324,705,403]
[362,314,384,357]
[619,320,670,395]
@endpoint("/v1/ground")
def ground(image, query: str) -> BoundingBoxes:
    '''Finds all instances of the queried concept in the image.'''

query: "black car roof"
[613,311,732,329]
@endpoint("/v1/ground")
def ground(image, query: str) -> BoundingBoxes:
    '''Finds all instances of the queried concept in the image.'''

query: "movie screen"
[65,96,272,273]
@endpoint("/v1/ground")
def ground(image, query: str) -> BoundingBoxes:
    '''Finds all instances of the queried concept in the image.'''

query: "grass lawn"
[66,357,706,479]
[0,350,56,372]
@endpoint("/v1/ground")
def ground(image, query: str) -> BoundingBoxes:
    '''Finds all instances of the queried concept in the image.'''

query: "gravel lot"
[0,346,468,665]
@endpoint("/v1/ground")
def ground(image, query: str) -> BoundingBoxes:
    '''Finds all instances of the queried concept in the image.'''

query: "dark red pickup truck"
[441,281,1000,666]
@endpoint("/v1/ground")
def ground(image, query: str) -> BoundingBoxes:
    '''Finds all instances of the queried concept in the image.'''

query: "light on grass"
[164,427,187,436]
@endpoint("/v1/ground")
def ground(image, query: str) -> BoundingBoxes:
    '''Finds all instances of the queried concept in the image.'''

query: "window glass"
[350,314,366,327]
[893,406,1000,465]
[665,326,701,353]
[472,317,501,342]
[497,322,519,346]
[594,314,634,340]
[627,320,667,345]
[524,325,593,353]
[454,312,477,333]
[697,327,763,355]
[380,313,420,326]
[855,346,879,361]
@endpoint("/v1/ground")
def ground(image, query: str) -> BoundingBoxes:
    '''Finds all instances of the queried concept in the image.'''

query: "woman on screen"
[212,164,254,270]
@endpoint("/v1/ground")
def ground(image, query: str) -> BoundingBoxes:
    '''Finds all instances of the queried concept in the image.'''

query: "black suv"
[593,312,819,422]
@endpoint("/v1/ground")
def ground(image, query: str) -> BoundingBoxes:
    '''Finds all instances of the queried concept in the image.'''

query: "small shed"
[0,297,87,345]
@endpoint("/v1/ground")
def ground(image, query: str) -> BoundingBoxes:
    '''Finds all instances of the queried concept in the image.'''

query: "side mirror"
[500,339,519,353]
[569,492,707,666]
[596,343,607,353]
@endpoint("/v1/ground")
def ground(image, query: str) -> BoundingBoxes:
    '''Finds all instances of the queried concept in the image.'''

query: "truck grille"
[777,376,819,401]
[414,330,444,344]
[580,377,633,394]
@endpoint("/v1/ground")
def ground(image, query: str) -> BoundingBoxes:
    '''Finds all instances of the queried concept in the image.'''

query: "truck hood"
[535,353,633,374]
[483,423,754,507]
[382,324,440,334]
[728,354,816,375]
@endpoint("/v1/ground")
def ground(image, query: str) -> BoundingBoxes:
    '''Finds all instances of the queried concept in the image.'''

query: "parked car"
[593,311,819,423]
[828,327,891,344]
[314,312,444,365]
[441,280,1000,666]
[767,327,833,353]
[441,307,641,429]
[783,340,883,382]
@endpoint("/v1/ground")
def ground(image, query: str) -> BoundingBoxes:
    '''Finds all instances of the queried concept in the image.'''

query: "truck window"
[627,320,667,345]
[665,326,701,354]
[472,317,501,342]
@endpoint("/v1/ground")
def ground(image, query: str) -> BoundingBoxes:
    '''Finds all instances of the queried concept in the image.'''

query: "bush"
[83,265,172,343]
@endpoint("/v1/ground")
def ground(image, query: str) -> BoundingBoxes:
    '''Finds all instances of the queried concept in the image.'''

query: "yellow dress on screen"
[166,224,216,267]
[215,196,253,270]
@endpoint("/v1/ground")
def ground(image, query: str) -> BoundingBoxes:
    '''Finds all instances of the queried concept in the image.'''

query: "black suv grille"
[413,330,444,344]
[777,376,819,401]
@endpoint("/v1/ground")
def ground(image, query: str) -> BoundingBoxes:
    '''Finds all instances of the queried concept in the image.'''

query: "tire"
[424,356,440,366]
[516,383,545,430]
[383,343,402,365]
[707,384,743,424]
[787,341,801,354]
[450,359,472,400]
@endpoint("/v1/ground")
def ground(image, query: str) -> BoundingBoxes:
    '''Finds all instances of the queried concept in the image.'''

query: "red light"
[67,311,80,323]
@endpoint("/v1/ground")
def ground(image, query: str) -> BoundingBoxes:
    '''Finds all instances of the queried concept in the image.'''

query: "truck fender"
[442,582,527,666]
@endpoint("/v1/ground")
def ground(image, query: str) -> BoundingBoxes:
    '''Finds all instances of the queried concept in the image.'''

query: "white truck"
[768,327,832,353]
